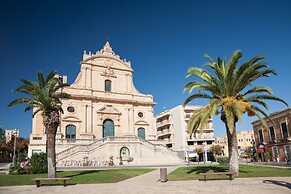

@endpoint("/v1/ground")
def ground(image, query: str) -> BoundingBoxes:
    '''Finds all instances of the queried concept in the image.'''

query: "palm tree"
[8,71,70,178]
[184,51,288,174]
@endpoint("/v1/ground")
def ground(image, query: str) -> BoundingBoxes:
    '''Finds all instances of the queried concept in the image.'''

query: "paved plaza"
[0,167,290,194]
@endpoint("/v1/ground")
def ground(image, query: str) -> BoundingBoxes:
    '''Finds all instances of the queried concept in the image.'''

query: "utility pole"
[12,129,18,166]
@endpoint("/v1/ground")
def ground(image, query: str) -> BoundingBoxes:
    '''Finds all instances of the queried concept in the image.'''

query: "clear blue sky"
[1,0,291,138]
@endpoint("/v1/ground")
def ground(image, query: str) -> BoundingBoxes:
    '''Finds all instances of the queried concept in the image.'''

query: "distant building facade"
[252,107,291,162]
[28,42,183,166]
[155,105,215,160]
[216,130,254,157]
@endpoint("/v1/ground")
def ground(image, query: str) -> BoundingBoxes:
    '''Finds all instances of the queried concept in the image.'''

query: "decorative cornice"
[71,94,156,107]
[252,107,291,125]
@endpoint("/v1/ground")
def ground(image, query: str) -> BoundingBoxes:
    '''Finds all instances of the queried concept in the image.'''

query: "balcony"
[164,137,173,143]
[157,129,172,137]
[156,121,171,129]
[187,133,214,140]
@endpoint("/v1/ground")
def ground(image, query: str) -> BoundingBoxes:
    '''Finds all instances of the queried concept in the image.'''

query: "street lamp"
[12,129,18,166]
[186,147,190,165]
[202,142,206,164]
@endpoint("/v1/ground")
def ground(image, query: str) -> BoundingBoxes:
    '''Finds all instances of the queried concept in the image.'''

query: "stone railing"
[56,136,179,161]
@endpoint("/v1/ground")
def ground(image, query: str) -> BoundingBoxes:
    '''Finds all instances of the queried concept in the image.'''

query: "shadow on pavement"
[40,183,77,187]
[263,180,291,190]
[64,170,99,178]
[186,166,248,175]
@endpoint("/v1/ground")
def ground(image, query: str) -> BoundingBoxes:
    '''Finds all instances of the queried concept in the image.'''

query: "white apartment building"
[155,105,215,160]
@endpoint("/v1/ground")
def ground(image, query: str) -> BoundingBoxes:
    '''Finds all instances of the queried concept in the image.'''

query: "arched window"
[103,119,115,137]
[66,124,76,140]
[120,147,130,158]
[137,127,146,139]
[105,80,112,92]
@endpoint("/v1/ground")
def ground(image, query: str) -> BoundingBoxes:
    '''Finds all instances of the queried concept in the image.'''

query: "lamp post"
[186,147,190,165]
[202,142,206,164]
[12,129,18,166]
[251,140,256,164]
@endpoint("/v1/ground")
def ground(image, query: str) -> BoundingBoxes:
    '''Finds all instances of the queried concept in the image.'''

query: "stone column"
[84,105,88,133]
[87,104,92,134]
[81,66,86,88]
[127,106,131,135]
[132,107,135,135]
[128,74,132,92]
[91,105,94,134]
[86,68,92,89]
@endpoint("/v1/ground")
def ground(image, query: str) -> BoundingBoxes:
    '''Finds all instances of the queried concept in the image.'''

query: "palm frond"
[184,93,213,106]
[241,86,273,96]
[45,70,57,84]
[37,71,45,87]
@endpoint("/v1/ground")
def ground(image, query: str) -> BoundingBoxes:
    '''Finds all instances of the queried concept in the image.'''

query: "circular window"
[67,106,75,113]
[138,112,144,118]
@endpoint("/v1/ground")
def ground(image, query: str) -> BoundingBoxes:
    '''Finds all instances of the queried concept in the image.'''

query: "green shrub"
[217,157,229,165]
[29,152,47,174]
[9,162,26,174]
[254,153,260,161]
[264,152,272,161]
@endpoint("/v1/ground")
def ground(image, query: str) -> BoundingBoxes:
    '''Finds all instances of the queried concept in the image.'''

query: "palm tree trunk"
[43,110,60,178]
[226,124,239,175]
[221,112,239,175]
[47,131,56,178]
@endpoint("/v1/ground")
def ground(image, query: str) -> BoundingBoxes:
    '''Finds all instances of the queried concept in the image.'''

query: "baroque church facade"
[28,42,182,166]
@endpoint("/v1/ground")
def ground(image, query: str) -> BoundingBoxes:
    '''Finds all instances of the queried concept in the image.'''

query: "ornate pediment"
[100,58,117,78]
[62,116,81,122]
[97,105,121,115]
[82,41,132,68]
[134,120,149,126]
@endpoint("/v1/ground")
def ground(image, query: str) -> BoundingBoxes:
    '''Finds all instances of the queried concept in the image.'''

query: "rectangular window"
[33,137,42,140]
[269,126,276,141]
[105,80,112,92]
[285,145,291,159]
[187,141,194,145]
[272,146,278,159]
[206,141,213,145]
[32,149,42,154]
[281,122,289,139]
[258,129,264,142]
[197,141,203,145]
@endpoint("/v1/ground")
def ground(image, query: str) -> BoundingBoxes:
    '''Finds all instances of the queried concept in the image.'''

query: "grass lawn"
[168,164,291,181]
[0,168,154,186]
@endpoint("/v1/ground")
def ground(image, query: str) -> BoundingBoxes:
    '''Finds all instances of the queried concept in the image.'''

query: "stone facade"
[252,107,291,162]
[216,130,254,157]
[28,42,183,166]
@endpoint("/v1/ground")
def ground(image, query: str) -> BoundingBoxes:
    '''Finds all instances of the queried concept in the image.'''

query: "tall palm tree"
[184,51,288,174]
[8,71,70,178]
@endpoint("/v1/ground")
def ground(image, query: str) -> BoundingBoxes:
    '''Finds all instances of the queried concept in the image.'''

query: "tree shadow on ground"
[263,180,291,190]
[63,170,100,178]
[40,183,77,186]
[187,166,228,174]
[186,166,248,174]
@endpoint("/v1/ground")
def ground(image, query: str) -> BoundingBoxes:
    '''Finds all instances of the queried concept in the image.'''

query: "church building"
[28,42,182,166]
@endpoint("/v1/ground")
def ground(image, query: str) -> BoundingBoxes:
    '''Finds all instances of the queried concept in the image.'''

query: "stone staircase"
[56,136,183,165]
